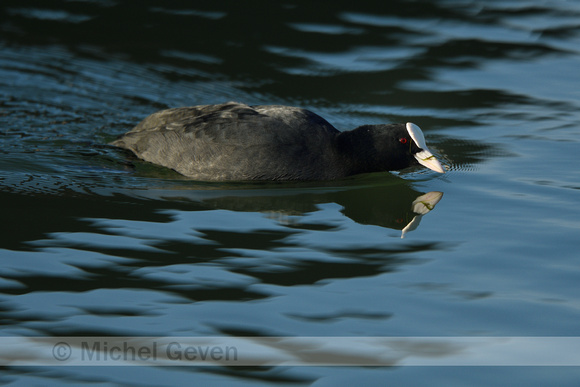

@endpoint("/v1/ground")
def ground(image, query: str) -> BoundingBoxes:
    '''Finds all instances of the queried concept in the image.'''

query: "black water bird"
[111,102,445,181]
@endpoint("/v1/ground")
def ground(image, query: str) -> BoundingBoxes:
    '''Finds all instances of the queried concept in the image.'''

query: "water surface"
[1,0,580,385]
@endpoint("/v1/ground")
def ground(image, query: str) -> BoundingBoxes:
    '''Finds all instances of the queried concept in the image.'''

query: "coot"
[111,102,445,181]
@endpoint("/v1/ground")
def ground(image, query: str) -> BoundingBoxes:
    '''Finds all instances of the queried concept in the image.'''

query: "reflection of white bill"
[401,191,444,238]
[1,336,580,366]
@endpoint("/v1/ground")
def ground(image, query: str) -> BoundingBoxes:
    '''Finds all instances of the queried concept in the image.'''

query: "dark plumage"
[111,102,445,181]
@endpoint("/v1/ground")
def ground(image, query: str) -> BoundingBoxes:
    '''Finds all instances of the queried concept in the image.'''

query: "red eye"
[399,138,408,144]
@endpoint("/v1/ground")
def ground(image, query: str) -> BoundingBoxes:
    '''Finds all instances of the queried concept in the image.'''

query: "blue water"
[1,0,580,385]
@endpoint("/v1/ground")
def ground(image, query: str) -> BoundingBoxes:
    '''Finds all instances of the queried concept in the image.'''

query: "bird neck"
[336,126,383,175]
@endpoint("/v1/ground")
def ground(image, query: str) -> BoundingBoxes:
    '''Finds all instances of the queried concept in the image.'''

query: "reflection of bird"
[111,102,445,181]
[401,191,444,238]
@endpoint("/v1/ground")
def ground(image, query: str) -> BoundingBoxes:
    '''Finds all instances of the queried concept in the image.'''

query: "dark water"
[1,0,580,385]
